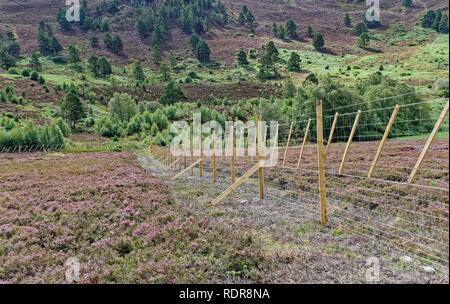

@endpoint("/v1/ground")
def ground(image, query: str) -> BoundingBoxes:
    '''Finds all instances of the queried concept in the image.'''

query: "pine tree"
[353,22,368,36]
[287,52,301,72]
[30,53,42,72]
[422,10,436,28]
[90,35,99,48]
[239,5,255,31]
[61,89,85,128]
[358,32,370,49]
[189,35,201,51]
[286,20,298,39]
[159,63,171,82]
[111,35,123,54]
[57,9,71,31]
[236,49,249,66]
[402,0,413,8]
[257,42,279,80]
[98,57,112,78]
[344,13,352,27]
[272,22,279,38]
[432,11,442,32]
[68,45,81,66]
[283,79,296,98]
[104,33,113,49]
[196,40,211,64]
[160,81,186,105]
[439,14,449,33]
[312,32,325,51]
[307,25,314,38]
[100,19,110,32]
[0,50,16,69]
[132,60,145,83]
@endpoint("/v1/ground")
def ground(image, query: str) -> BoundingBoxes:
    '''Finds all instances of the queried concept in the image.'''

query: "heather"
[0,152,267,283]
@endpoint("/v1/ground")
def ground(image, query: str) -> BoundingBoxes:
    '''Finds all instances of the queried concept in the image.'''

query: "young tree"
[132,60,145,83]
[159,63,171,82]
[312,32,325,51]
[90,35,99,48]
[0,50,16,69]
[30,53,42,72]
[287,52,301,72]
[422,10,436,28]
[100,19,110,32]
[111,35,123,54]
[266,41,279,60]
[307,25,314,38]
[439,14,449,33]
[283,79,296,98]
[353,22,368,36]
[257,42,279,80]
[432,11,442,32]
[358,32,370,49]
[160,81,186,105]
[189,34,201,51]
[30,71,40,81]
[196,40,211,64]
[286,20,298,39]
[344,13,352,27]
[68,45,81,66]
[57,9,71,31]
[108,93,137,124]
[89,56,112,78]
[236,49,249,66]
[239,5,256,32]
[97,57,112,78]
[402,0,413,8]
[61,89,85,128]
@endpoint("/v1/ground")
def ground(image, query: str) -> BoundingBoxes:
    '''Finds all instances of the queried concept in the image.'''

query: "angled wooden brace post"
[408,101,449,184]
[168,157,182,169]
[339,110,362,175]
[326,112,339,156]
[172,158,203,181]
[368,105,400,178]
[210,162,262,206]
[283,122,294,167]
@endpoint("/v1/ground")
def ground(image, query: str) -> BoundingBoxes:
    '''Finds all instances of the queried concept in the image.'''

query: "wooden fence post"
[339,110,362,175]
[316,100,328,225]
[283,122,294,167]
[368,105,400,178]
[212,131,217,183]
[190,130,194,176]
[326,112,339,156]
[231,126,236,183]
[199,126,203,177]
[408,101,449,184]
[296,118,312,169]
[257,115,265,200]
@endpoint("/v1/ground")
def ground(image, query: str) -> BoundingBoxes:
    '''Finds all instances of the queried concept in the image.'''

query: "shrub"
[30,71,39,81]
[94,116,122,138]
[21,69,31,77]
[38,75,46,85]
